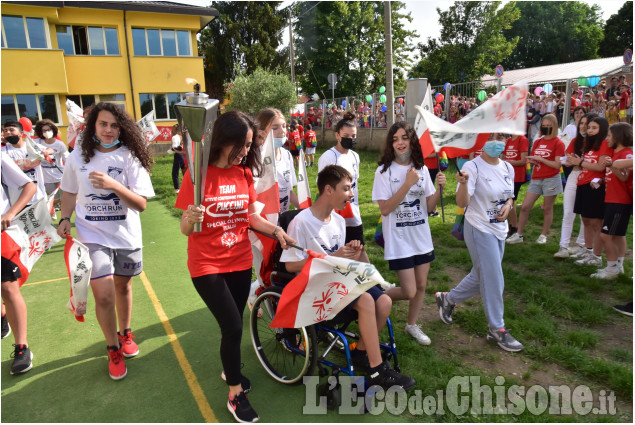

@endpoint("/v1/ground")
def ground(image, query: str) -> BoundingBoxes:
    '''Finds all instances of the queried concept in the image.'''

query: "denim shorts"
[527,174,563,197]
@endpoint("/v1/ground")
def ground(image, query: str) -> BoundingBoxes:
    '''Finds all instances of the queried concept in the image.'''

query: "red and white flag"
[415,81,528,158]
[1,197,61,285]
[270,251,392,329]
[64,235,92,322]
[66,99,84,150]
[249,131,280,287]
[137,111,160,144]
[297,150,312,209]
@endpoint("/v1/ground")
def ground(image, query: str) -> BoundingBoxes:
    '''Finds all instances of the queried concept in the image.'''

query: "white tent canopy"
[483,56,630,84]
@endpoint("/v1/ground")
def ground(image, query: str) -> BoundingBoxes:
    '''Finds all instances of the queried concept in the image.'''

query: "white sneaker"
[536,234,547,244]
[570,249,591,259]
[567,245,585,255]
[591,266,620,280]
[506,233,524,244]
[575,255,602,267]
[404,323,431,346]
[553,247,570,258]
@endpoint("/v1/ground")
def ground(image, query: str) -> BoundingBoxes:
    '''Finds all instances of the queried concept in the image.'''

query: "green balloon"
[379,86,386,93]
[328,103,332,108]
[577,76,587,86]
[380,94,387,103]
[365,95,372,102]
[478,90,487,102]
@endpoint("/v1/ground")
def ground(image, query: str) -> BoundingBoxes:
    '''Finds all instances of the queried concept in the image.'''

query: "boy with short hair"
[280,165,415,391]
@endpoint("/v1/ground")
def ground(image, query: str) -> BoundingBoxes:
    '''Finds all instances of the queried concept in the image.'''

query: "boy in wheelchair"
[279,165,415,391]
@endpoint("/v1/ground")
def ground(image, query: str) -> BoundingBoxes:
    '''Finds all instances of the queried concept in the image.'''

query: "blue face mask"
[94,135,120,149]
[273,136,286,149]
[483,141,505,157]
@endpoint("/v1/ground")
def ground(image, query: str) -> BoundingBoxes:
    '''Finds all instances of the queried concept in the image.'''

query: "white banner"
[137,111,160,144]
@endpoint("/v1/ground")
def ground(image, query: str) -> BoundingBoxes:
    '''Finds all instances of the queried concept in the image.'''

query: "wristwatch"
[58,217,70,225]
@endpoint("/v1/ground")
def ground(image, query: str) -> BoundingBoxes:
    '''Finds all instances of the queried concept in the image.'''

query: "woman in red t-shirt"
[592,122,633,279]
[175,111,294,422]
[568,117,614,267]
[507,114,565,245]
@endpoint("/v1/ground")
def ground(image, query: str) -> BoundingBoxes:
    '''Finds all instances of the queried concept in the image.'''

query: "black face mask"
[340,137,356,150]
[541,126,550,135]
[5,135,20,145]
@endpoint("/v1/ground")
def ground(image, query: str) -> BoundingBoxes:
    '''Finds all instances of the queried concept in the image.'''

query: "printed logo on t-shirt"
[320,242,340,254]
[221,231,239,248]
[107,166,123,179]
[283,170,291,182]
[85,192,125,221]
[396,198,426,227]
[280,195,289,211]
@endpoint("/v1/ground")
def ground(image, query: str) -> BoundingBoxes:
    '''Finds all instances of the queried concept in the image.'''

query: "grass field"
[1,147,632,422]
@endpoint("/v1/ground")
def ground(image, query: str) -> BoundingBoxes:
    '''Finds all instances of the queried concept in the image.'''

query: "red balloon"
[435,94,444,103]
[399,98,404,104]
[19,117,33,133]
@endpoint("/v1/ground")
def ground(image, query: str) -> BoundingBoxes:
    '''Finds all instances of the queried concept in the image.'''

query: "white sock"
[617,257,624,267]
[607,260,618,268]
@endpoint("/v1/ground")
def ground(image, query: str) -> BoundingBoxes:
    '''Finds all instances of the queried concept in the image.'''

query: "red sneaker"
[118,329,139,357]
[107,346,127,380]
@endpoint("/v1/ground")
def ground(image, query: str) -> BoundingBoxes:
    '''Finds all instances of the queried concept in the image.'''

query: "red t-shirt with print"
[530,137,565,179]
[175,165,257,277]
[604,148,633,204]
[288,130,300,151]
[303,130,317,147]
[619,92,629,110]
[505,135,529,183]
[577,139,614,186]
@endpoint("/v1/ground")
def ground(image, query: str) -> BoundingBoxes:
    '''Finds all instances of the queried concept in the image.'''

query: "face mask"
[5,135,21,145]
[340,137,356,150]
[483,141,505,157]
[43,131,54,139]
[441,115,446,120]
[273,136,286,149]
[541,126,550,135]
[395,150,411,163]
[93,135,120,149]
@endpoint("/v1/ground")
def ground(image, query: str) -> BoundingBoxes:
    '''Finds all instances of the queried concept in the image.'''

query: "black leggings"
[192,268,251,386]
[172,153,186,190]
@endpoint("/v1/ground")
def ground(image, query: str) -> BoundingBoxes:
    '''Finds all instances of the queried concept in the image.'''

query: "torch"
[174,78,219,232]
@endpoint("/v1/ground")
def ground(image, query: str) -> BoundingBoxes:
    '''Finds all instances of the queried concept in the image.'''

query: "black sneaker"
[10,344,33,374]
[613,302,633,317]
[428,211,439,217]
[435,292,455,324]
[486,328,524,352]
[1,315,10,339]
[367,361,415,391]
[221,371,252,393]
[350,348,370,371]
[227,391,259,423]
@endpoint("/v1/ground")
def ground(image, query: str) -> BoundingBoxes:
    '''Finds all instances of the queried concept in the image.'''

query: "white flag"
[64,236,92,322]
[297,150,312,209]
[137,111,160,144]
[66,99,84,149]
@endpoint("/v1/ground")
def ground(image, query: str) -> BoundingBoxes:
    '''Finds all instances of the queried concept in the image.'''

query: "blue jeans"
[447,219,506,330]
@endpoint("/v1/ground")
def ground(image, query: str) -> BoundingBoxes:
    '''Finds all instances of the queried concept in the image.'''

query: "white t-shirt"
[1,151,34,215]
[280,208,346,263]
[1,144,46,205]
[458,156,515,240]
[317,147,362,227]
[276,148,297,213]
[35,138,68,183]
[60,146,155,249]
[372,163,436,260]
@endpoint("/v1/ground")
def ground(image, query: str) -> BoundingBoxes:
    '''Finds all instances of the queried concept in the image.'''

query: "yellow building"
[1,0,217,142]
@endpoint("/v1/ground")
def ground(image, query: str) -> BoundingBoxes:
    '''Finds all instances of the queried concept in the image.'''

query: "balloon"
[379,86,386,93]
[341,100,346,107]
[19,117,33,133]
[328,103,332,108]
[542,83,553,94]
[444,82,452,91]
[435,93,444,103]
[577,76,587,86]
[381,106,387,112]
[380,94,386,103]
[478,90,487,102]
[533,86,543,96]
[587,75,600,87]
[399,98,404,104]
[366,94,372,102]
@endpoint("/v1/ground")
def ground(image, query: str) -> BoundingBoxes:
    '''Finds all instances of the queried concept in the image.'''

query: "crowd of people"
[1,82,632,422]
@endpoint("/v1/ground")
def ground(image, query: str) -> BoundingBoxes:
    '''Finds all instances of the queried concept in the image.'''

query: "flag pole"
[436,153,445,223]
[248,227,306,252]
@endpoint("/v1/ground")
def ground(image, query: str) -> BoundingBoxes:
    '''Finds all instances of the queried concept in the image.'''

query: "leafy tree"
[409,1,520,85]
[501,1,604,70]
[598,1,633,57]
[198,2,289,100]
[293,1,417,99]
[226,67,296,116]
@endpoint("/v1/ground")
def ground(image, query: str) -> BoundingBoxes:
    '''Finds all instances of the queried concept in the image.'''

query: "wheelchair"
[249,210,401,407]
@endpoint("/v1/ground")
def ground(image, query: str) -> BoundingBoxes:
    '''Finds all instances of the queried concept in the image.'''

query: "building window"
[132,28,191,56]
[54,25,119,55]
[1,94,60,125]
[1,15,49,49]
[139,93,184,120]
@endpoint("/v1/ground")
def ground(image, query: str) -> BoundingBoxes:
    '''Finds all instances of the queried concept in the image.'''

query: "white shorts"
[305,147,316,155]
[85,243,143,279]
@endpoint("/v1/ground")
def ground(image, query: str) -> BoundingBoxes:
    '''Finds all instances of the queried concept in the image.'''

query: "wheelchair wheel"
[250,286,317,384]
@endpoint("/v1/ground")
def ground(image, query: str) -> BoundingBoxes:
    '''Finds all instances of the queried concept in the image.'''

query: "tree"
[226,68,296,116]
[598,1,633,57]
[198,2,289,100]
[409,2,520,85]
[501,1,604,70]
[293,1,417,99]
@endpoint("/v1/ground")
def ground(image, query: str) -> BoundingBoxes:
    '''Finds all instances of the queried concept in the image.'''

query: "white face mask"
[43,130,54,140]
